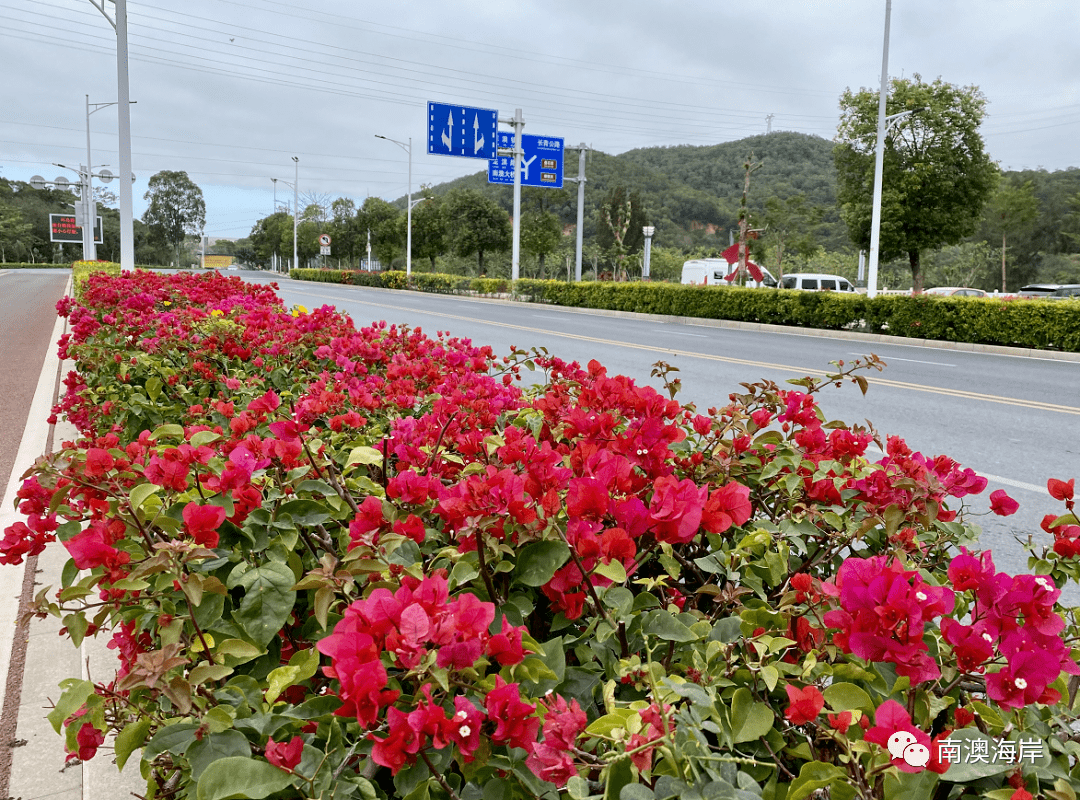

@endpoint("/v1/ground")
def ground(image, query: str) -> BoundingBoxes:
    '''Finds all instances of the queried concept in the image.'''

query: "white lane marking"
[660,330,708,337]
[866,445,1045,493]
[531,314,570,320]
[851,352,955,367]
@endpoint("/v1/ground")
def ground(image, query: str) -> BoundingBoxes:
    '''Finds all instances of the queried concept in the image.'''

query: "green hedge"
[291,269,1080,352]
[0,262,70,269]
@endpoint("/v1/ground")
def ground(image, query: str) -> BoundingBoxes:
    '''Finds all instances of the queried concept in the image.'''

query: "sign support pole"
[510,108,523,281]
[569,144,587,281]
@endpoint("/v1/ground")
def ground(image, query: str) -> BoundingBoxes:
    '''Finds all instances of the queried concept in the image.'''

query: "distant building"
[202,254,234,270]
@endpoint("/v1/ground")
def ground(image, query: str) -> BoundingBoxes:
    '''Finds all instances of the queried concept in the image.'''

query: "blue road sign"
[427,102,498,160]
[488,131,564,188]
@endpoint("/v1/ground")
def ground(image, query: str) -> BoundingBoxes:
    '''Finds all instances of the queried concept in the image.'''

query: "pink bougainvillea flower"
[265,736,303,772]
[647,475,707,544]
[783,685,824,725]
[700,482,752,534]
[484,676,539,750]
[989,489,1019,516]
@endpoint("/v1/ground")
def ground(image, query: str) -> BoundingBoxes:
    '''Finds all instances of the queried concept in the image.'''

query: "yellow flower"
[210,309,224,317]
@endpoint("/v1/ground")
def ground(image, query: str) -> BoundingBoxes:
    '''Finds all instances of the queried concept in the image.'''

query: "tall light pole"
[642,226,655,280]
[89,0,134,271]
[292,156,299,272]
[270,178,278,272]
[866,0,893,299]
[375,134,413,277]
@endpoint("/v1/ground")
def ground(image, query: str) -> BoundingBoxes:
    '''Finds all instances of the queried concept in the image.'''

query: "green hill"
[412,131,846,251]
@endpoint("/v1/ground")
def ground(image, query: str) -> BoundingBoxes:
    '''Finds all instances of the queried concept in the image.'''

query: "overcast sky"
[3,0,1078,239]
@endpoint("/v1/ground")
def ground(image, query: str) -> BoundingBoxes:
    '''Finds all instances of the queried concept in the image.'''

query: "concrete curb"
[284,276,1080,363]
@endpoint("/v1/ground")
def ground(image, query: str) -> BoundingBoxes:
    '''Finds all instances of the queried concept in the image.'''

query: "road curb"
[283,276,1080,363]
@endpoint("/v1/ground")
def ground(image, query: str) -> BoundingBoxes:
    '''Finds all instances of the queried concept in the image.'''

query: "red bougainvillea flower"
[182,502,227,548]
[700,482,752,534]
[484,676,539,750]
[827,711,852,734]
[1048,478,1075,502]
[71,721,104,762]
[647,475,707,544]
[265,736,303,772]
[64,519,130,571]
[783,685,824,725]
[864,700,948,774]
[526,695,588,787]
[989,489,1020,516]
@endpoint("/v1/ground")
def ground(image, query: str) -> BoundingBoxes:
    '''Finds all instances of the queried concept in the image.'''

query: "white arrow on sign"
[441,111,453,151]
[473,114,484,155]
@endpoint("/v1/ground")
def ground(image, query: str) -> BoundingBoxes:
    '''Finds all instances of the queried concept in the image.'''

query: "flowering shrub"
[4,269,1080,800]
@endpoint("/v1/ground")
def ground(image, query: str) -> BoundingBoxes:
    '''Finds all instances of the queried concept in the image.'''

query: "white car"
[923,286,987,297]
[778,273,855,292]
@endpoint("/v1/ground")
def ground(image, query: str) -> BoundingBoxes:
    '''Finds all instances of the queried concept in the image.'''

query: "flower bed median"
[3,269,1079,800]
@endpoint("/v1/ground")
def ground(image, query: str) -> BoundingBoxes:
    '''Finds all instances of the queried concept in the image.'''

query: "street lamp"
[375,134,413,277]
[292,157,299,272]
[88,0,134,271]
[642,226,655,280]
[85,95,135,261]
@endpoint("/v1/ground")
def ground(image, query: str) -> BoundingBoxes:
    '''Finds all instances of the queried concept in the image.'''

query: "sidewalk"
[0,279,144,799]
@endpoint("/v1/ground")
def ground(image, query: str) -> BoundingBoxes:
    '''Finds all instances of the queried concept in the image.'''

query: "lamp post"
[375,134,413,277]
[85,95,134,262]
[642,226,655,280]
[866,0,894,299]
[88,0,134,271]
[270,178,278,272]
[292,156,299,272]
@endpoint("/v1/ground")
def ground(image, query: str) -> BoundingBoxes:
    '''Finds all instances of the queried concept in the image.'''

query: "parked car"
[778,273,856,292]
[923,286,988,297]
[680,259,777,288]
[1018,283,1063,296]
[1047,284,1080,299]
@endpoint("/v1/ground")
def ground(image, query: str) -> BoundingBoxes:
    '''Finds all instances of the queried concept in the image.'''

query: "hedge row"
[291,269,1080,352]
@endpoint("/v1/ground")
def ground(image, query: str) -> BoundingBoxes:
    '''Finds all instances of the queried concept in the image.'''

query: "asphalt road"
[0,270,69,494]
[240,270,1079,582]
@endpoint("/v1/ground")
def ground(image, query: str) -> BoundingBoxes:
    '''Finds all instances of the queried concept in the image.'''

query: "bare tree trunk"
[1001,231,1007,293]
[909,249,923,294]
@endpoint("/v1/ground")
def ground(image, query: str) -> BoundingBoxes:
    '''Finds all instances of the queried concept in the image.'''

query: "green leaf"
[196,756,294,800]
[232,563,296,647]
[149,422,183,440]
[823,682,873,713]
[216,639,266,663]
[642,609,697,642]
[265,647,320,704]
[277,499,331,527]
[787,762,847,800]
[761,665,780,692]
[145,378,163,403]
[604,758,634,800]
[144,722,200,761]
[592,559,627,584]
[937,729,1016,782]
[345,446,383,467]
[621,786,656,800]
[884,769,939,800]
[47,678,94,734]
[115,717,151,772]
[189,664,234,685]
[129,483,161,511]
[188,731,252,781]
[513,540,570,587]
[482,778,511,800]
[730,687,773,744]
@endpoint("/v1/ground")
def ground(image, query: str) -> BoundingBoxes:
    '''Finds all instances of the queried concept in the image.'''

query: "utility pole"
[499,108,525,281]
[737,153,764,283]
[766,114,774,135]
[565,143,588,281]
[292,156,299,272]
[867,0,893,299]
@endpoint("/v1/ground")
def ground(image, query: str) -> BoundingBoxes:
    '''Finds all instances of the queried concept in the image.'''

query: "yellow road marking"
[288,287,1080,417]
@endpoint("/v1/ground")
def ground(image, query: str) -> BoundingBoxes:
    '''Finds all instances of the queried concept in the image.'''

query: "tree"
[983,180,1040,291]
[249,212,292,268]
[595,186,647,279]
[358,198,405,268]
[411,193,449,271]
[0,202,31,262]
[142,170,206,267]
[834,75,998,292]
[761,194,823,278]
[521,210,562,279]
[446,189,511,276]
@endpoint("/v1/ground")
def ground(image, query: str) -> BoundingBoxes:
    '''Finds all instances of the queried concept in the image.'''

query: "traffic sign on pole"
[426,102,498,159]
[318,234,331,247]
[488,132,564,188]
[50,213,102,244]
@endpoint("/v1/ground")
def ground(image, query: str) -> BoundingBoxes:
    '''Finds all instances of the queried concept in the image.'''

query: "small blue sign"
[427,102,498,160]
[488,131,564,189]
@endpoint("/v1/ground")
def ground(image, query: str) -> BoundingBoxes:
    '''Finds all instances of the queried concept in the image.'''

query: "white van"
[778,273,855,292]
[681,259,777,289]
